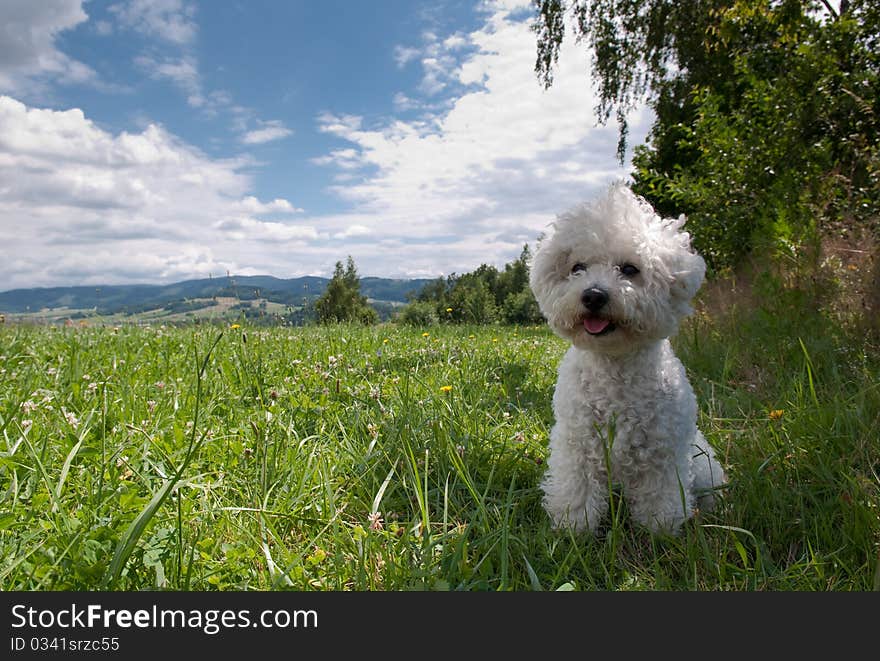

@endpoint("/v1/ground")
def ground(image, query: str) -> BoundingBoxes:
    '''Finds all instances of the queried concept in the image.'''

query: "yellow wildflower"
[769,409,784,420]
[230,323,241,330]
[439,385,453,393]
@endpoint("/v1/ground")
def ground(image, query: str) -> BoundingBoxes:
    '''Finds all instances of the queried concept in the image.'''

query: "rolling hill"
[0,274,432,323]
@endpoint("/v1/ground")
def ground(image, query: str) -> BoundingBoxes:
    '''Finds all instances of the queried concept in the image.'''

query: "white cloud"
[392,92,421,112]
[110,0,197,45]
[115,1,210,111]
[443,33,470,50]
[0,95,309,289]
[0,0,653,290]
[419,56,457,96]
[306,0,651,279]
[317,112,363,136]
[134,54,203,106]
[333,225,372,240]
[94,20,113,36]
[393,46,421,68]
[236,196,303,214]
[213,217,319,242]
[310,147,363,172]
[240,120,294,145]
[0,0,97,95]
[323,11,647,217]
[393,27,476,99]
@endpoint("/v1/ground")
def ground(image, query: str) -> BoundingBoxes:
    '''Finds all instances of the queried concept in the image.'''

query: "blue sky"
[0,0,649,291]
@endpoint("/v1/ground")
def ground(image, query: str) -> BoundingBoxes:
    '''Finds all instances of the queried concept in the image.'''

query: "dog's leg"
[541,425,608,533]
[690,430,726,512]
[624,456,695,535]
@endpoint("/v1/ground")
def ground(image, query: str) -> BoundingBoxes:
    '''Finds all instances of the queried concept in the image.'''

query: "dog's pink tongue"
[584,317,609,334]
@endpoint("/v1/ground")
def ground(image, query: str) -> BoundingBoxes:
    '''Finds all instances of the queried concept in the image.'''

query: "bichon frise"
[529,184,725,534]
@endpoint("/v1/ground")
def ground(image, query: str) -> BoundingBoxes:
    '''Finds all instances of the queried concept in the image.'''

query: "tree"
[503,288,544,324]
[448,277,498,324]
[497,245,543,323]
[314,256,378,324]
[534,0,729,162]
[406,244,543,324]
[533,0,880,272]
[497,244,532,303]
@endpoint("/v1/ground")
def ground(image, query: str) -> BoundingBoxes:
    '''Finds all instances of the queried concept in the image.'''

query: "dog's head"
[529,184,705,355]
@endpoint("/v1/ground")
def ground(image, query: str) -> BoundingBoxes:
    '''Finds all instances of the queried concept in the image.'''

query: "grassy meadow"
[1,300,878,590]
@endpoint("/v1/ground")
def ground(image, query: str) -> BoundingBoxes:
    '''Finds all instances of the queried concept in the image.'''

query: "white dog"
[529,184,725,534]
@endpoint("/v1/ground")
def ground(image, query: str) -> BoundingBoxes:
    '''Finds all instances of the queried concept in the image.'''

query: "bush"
[502,289,543,325]
[397,301,439,326]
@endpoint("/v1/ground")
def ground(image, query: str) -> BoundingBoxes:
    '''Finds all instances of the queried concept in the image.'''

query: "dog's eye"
[619,263,640,277]
[571,263,587,274]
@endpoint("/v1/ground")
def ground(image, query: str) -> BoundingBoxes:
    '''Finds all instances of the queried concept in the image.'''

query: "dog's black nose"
[581,287,609,312]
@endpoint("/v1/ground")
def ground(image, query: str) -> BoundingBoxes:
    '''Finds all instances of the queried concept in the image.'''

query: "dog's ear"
[671,261,705,302]
[663,216,705,305]
[531,239,571,282]
[551,247,573,280]
[669,251,705,305]
[529,240,572,318]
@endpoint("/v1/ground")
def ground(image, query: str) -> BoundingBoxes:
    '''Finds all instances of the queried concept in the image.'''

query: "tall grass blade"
[53,433,86,513]
[102,332,222,588]
[798,338,820,407]
[103,478,175,587]
[371,462,397,515]
[523,554,544,591]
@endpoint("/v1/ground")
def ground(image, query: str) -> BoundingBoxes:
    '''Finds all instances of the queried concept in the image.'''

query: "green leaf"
[103,478,177,587]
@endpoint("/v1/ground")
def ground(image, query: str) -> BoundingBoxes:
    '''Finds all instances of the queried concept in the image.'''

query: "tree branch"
[819,0,839,20]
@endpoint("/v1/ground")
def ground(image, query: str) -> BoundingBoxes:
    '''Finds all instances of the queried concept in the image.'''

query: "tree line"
[314,247,543,326]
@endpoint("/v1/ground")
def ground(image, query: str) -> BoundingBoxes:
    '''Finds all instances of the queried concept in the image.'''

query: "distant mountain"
[0,274,433,315]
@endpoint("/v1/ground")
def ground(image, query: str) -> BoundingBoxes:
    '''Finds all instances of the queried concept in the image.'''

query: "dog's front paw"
[544,500,603,534]
[641,511,690,536]
[629,500,693,536]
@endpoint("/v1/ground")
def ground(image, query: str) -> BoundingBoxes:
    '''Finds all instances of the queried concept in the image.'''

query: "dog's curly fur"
[530,183,725,534]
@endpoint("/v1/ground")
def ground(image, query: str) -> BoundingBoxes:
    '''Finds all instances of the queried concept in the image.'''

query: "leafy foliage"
[397,300,439,326]
[314,256,378,324]
[403,245,544,325]
[533,0,880,273]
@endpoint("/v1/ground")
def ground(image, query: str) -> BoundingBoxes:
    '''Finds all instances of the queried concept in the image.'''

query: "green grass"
[1,309,877,590]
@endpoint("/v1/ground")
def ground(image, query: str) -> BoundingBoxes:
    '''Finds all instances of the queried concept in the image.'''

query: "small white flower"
[368,511,384,531]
